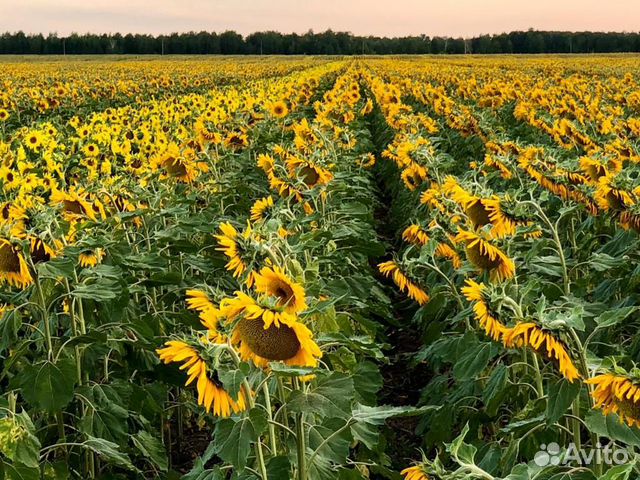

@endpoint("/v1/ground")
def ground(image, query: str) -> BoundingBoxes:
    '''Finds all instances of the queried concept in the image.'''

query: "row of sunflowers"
[2,55,640,480]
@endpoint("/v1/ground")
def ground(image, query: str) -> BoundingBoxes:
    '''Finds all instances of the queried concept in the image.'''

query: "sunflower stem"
[530,353,545,398]
[262,382,278,455]
[33,269,54,360]
[294,378,307,480]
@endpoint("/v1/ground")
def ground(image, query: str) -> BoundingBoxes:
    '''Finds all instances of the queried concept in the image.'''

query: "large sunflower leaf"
[213,408,267,470]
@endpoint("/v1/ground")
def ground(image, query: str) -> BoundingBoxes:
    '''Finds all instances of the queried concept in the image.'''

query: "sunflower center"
[163,157,187,177]
[466,200,492,228]
[0,242,20,273]
[606,191,626,211]
[299,166,320,187]
[272,282,295,306]
[465,242,502,271]
[31,240,51,264]
[617,396,640,420]
[237,317,301,361]
[63,199,86,215]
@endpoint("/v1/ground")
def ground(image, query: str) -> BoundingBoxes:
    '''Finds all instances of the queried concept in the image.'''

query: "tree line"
[1,29,640,55]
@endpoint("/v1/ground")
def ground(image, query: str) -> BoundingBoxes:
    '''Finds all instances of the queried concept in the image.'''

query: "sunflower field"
[2,55,640,480]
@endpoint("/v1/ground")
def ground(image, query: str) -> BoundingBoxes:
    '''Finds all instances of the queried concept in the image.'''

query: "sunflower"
[224,132,248,150]
[215,222,256,286]
[79,248,105,268]
[0,238,32,288]
[24,130,43,151]
[269,101,289,119]
[585,373,640,428]
[221,292,321,369]
[456,229,515,281]
[503,322,580,382]
[482,197,517,238]
[594,176,635,212]
[378,260,429,305]
[401,465,429,480]
[250,196,274,223]
[286,157,333,188]
[186,289,220,332]
[435,242,462,269]
[0,109,9,122]
[30,237,59,264]
[157,340,249,417]
[401,164,428,191]
[461,279,508,341]
[402,224,430,246]
[253,266,307,314]
[50,188,99,222]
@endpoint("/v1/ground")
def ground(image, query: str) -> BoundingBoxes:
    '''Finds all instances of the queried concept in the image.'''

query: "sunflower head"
[221,292,321,369]
[0,238,32,288]
[457,229,515,281]
[586,372,640,428]
[156,339,249,417]
[253,266,307,314]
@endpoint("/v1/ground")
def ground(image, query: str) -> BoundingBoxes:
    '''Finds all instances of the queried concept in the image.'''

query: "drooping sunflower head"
[156,339,249,417]
[0,238,32,288]
[253,266,307,314]
[461,279,508,341]
[221,292,321,369]
[29,236,59,264]
[456,229,515,282]
[79,248,105,268]
[401,465,430,480]
[286,156,333,189]
[402,223,430,247]
[503,322,580,382]
[186,289,221,332]
[586,372,640,428]
[250,196,275,223]
[378,260,429,305]
[51,188,99,223]
[215,221,258,286]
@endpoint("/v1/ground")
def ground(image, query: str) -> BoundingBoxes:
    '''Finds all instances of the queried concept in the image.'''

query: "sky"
[1,0,639,38]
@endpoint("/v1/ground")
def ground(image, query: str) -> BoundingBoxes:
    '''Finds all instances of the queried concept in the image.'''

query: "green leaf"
[595,307,638,329]
[72,277,121,301]
[288,373,354,419]
[585,410,640,447]
[214,408,267,470]
[0,412,41,469]
[546,378,581,425]
[350,404,425,449]
[0,309,21,353]
[0,461,40,480]
[83,435,136,471]
[483,365,508,405]
[15,359,76,412]
[266,456,290,480]
[132,431,168,472]
[598,464,634,480]
[77,384,128,443]
[218,363,250,399]
[453,341,498,381]
[352,361,383,405]
[447,423,477,465]
[308,417,352,465]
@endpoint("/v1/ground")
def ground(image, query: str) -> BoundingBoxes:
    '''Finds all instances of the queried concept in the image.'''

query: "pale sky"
[1,0,639,37]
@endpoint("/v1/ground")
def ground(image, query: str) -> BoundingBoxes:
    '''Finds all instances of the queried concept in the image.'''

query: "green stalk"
[262,382,278,455]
